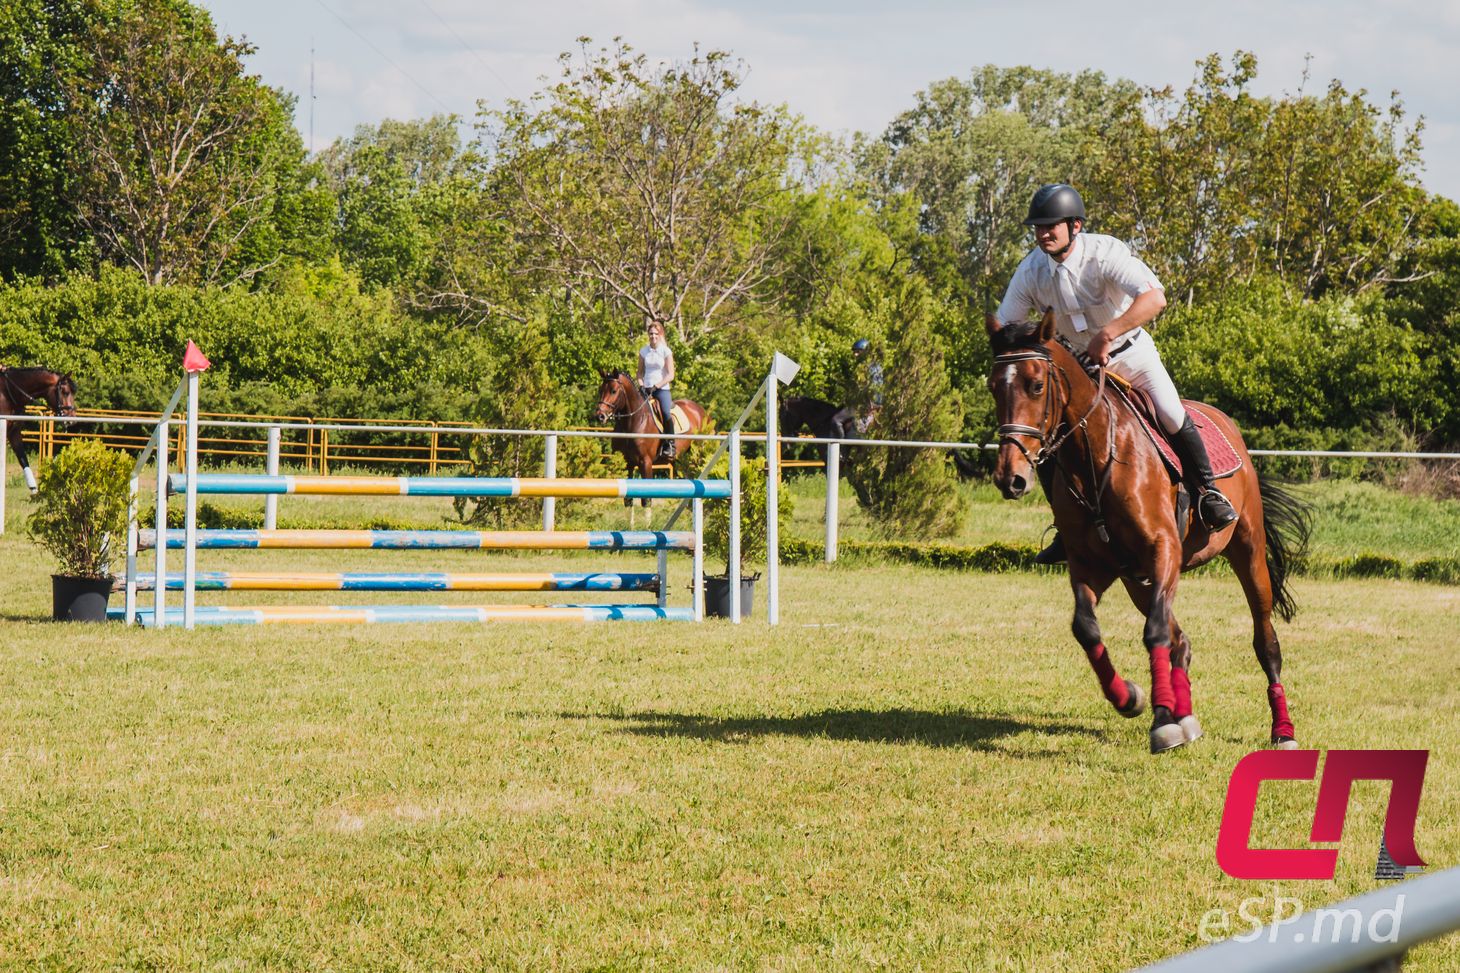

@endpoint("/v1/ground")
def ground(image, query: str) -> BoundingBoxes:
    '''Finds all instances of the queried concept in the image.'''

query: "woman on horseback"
[991,183,1237,564]
[635,322,677,461]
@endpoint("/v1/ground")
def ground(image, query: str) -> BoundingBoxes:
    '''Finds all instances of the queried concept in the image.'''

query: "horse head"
[592,370,635,424]
[985,310,1062,499]
[51,373,77,416]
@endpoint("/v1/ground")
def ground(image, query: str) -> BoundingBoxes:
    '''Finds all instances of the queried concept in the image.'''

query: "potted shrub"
[26,439,132,621]
[701,454,793,619]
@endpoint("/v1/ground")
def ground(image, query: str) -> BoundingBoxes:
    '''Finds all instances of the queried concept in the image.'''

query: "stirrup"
[1033,532,1066,565]
[1198,489,1237,529]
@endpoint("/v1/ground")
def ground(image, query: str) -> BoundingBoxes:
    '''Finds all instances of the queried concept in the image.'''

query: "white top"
[639,342,673,388]
[996,232,1163,353]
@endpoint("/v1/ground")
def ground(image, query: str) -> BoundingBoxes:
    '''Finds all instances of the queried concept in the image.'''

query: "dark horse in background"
[985,312,1310,754]
[1,367,77,495]
[592,371,710,505]
[778,395,851,464]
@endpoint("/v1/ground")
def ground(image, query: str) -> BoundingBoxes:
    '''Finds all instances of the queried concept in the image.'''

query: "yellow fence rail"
[19,407,479,474]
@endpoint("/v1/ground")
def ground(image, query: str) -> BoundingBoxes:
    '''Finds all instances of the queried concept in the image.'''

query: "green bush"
[702,456,794,575]
[27,440,133,578]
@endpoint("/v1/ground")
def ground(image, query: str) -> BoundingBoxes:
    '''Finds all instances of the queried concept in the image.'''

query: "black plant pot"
[704,574,757,619]
[51,575,114,622]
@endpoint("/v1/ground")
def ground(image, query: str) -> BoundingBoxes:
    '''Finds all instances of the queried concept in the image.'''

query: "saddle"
[1102,372,1242,483]
[647,398,689,437]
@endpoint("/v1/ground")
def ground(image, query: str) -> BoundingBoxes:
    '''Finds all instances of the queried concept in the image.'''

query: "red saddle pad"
[1116,388,1242,482]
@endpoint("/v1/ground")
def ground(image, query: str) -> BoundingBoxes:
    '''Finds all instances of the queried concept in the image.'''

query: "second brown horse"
[1,366,77,495]
[592,371,709,505]
[985,312,1310,754]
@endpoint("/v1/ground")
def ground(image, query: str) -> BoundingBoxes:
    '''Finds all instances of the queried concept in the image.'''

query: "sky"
[200,0,1460,201]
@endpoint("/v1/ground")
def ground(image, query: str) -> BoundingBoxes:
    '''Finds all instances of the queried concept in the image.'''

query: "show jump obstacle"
[114,344,734,629]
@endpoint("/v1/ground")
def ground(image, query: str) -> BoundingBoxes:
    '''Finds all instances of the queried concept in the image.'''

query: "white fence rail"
[1133,867,1460,972]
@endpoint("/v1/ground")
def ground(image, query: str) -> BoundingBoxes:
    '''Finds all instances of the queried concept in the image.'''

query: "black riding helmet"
[852,338,870,354]
[1023,183,1086,226]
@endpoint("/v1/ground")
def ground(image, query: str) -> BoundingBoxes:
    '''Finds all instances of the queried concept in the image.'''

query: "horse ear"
[1038,308,1056,342]
[984,313,1001,339]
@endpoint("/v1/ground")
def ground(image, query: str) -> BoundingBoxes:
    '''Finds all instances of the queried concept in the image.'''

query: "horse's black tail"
[1257,474,1312,624]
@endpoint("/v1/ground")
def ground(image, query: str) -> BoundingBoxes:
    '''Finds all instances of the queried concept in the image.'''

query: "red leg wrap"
[1268,682,1295,740]
[1084,643,1131,709]
[1171,668,1193,719]
[1149,646,1175,712]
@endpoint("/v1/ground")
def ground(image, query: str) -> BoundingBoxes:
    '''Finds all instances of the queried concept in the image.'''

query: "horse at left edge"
[592,371,710,505]
[1,367,77,495]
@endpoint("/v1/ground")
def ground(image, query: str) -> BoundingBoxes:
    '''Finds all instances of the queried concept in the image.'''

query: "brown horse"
[985,312,1310,754]
[1,367,78,495]
[592,371,710,505]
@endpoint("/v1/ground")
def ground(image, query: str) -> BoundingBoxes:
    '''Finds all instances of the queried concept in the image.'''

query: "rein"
[1,368,56,411]
[1,369,40,408]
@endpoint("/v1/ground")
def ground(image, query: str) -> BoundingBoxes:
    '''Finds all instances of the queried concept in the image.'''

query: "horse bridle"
[992,347,1101,467]
[994,343,1122,543]
[594,374,653,422]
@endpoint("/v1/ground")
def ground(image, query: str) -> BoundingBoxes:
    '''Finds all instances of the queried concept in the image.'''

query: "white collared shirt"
[996,232,1163,353]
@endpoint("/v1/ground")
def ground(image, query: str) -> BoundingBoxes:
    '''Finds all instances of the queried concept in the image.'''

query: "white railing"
[783,435,1459,565]
[1132,867,1460,972]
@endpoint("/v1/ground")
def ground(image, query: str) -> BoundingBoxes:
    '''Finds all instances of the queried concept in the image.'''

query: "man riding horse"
[992,183,1236,565]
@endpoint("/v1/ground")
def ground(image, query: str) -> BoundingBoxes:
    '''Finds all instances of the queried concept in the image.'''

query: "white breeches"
[1106,333,1186,434]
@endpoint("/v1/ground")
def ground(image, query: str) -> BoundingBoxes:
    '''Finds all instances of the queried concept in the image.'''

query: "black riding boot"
[660,440,676,462]
[1032,461,1066,565]
[1171,416,1237,529]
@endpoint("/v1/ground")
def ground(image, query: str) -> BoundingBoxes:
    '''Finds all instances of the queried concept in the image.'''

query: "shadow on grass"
[562,707,1103,753]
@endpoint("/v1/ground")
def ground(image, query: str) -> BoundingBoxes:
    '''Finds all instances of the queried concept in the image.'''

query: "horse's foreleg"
[1169,624,1202,744]
[1136,545,1187,754]
[1227,534,1297,749]
[1070,572,1146,717]
[6,428,37,494]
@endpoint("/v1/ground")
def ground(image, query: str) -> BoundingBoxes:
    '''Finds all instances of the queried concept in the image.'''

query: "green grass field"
[2,469,1458,970]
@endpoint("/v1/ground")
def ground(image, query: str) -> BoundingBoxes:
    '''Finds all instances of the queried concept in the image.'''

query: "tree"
[843,282,965,537]
[0,0,95,279]
[860,66,1141,307]
[318,115,466,290]
[1088,53,1426,303]
[481,38,800,346]
[62,1,298,285]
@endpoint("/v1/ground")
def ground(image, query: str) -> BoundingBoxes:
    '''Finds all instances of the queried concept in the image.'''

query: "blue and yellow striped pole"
[168,473,731,499]
[138,529,695,550]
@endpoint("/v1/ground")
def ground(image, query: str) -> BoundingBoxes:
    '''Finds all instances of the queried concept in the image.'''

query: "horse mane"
[988,320,1047,355]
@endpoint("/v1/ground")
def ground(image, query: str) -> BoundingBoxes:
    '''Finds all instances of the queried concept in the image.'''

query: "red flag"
[182,340,211,373]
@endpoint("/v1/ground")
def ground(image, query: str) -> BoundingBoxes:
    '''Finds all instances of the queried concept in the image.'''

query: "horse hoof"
[1178,714,1203,743]
[1272,736,1299,750]
[1149,722,1187,754]
[1117,681,1147,718]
